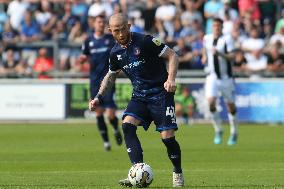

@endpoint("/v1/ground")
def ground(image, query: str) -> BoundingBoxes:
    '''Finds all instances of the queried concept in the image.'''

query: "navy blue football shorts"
[122,92,178,132]
[90,80,116,109]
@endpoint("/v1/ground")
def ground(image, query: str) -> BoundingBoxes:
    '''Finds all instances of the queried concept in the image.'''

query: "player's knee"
[122,122,137,135]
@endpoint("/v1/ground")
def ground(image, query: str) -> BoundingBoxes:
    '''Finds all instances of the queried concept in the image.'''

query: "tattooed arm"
[89,71,119,111]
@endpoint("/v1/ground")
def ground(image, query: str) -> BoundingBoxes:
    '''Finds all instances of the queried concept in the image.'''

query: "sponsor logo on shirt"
[123,59,146,69]
[90,47,108,54]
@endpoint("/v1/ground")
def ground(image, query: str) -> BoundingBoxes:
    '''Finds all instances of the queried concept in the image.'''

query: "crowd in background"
[0,0,284,78]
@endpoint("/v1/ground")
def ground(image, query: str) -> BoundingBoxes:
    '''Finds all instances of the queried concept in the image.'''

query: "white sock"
[228,113,237,135]
[211,111,222,133]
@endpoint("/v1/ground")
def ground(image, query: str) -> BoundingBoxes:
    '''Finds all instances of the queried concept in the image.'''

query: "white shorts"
[205,75,236,103]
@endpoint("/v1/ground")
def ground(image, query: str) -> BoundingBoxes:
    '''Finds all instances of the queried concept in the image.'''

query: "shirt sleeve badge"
[152,37,161,46]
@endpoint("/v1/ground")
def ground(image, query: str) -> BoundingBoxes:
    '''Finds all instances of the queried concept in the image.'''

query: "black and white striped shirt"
[203,34,235,79]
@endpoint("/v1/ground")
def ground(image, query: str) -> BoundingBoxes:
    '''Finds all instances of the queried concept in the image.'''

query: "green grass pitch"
[0,123,283,189]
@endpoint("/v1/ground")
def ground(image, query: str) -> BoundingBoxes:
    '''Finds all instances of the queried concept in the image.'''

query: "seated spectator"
[175,85,196,124]
[269,26,284,48]
[33,47,53,79]
[0,49,28,77]
[243,50,268,77]
[1,21,19,45]
[173,38,192,69]
[242,25,265,53]
[233,49,247,73]
[267,45,284,72]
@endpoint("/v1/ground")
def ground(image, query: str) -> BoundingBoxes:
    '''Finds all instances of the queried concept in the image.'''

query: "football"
[128,163,154,188]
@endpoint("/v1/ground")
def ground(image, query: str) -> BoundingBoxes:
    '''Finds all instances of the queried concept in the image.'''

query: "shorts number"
[166,106,176,123]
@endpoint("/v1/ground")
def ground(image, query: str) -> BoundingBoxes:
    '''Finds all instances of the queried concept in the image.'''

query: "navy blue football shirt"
[82,33,115,83]
[109,32,168,98]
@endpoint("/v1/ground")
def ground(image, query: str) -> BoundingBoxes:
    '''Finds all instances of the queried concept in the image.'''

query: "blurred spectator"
[269,25,284,48]
[52,20,69,71]
[261,18,274,44]
[68,19,87,43]
[231,24,247,48]
[129,17,144,34]
[190,30,204,69]
[0,49,27,77]
[242,26,265,54]
[68,19,87,72]
[20,9,41,67]
[181,0,203,28]
[61,2,78,33]
[204,0,223,34]
[0,4,8,33]
[204,0,224,34]
[238,0,261,25]
[35,0,57,40]
[267,45,284,72]
[52,20,68,42]
[7,0,29,30]
[33,47,53,79]
[20,10,41,43]
[174,38,192,69]
[175,85,196,124]
[233,49,247,73]
[1,21,20,46]
[71,0,88,26]
[275,8,284,33]
[258,0,276,23]
[155,0,177,41]
[243,51,268,76]
[222,9,234,35]
[142,0,157,33]
[218,0,238,22]
[88,0,114,18]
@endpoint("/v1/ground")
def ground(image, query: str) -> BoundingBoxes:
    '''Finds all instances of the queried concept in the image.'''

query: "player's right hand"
[89,98,100,111]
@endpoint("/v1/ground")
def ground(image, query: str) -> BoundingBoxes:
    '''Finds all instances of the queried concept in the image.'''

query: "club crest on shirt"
[134,47,140,56]
[89,41,94,47]
[152,37,161,46]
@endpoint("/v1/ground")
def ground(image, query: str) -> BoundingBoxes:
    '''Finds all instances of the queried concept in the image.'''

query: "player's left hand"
[164,80,176,92]
[89,98,100,111]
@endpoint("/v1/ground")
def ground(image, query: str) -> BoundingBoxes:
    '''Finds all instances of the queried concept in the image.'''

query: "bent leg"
[122,116,143,164]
